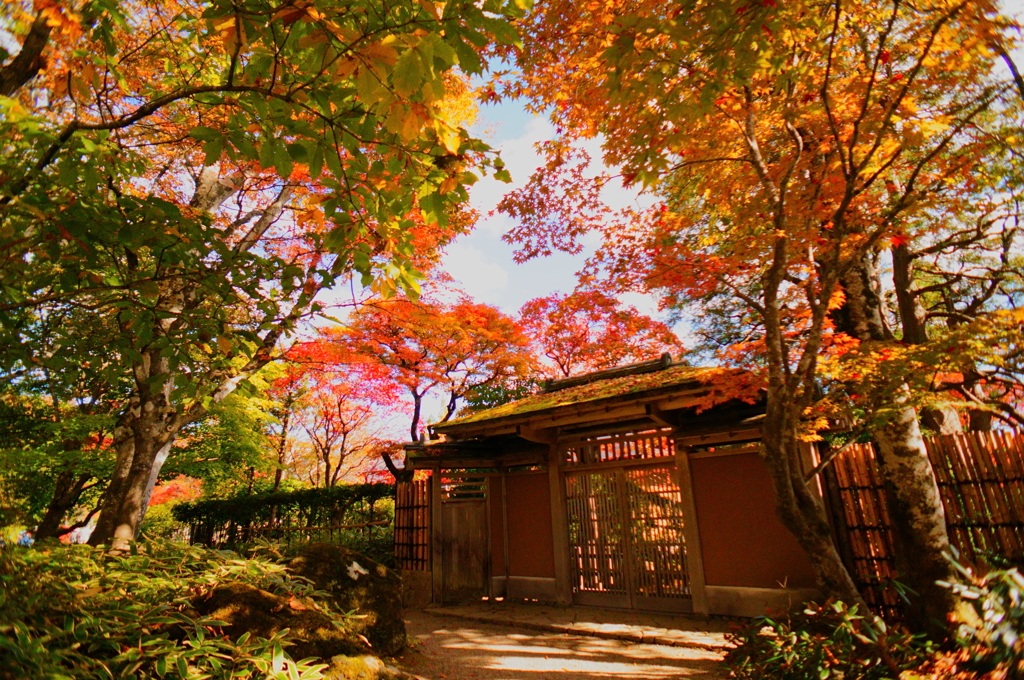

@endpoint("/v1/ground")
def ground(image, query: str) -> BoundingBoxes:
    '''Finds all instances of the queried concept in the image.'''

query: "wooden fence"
[825,429,1024,617]
[394,478,431,571]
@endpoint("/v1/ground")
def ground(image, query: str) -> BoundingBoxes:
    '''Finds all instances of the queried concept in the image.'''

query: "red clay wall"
[690,452,817,589]
[504,472,556,578]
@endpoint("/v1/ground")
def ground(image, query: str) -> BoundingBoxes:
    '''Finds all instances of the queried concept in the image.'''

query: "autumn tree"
[0,306,129,539]
[502,0,1022,629]
[0,0,525,547]
[519,290,684,377]
[334,296,534,475]
[277,341,402,488]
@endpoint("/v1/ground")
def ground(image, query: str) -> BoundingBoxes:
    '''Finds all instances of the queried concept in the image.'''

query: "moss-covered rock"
[192,581,367,661]
[323,655,415,680]
[288,543,407,656]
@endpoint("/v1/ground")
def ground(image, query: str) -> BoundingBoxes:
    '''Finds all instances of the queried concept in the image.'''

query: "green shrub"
[725,600,934,680]
[0,540,339,679]
[139,502,188,541]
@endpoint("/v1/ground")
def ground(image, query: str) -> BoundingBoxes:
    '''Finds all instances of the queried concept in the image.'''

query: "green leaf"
[189,126,221,142]
[202,138,224,166]
[272,644,284,673]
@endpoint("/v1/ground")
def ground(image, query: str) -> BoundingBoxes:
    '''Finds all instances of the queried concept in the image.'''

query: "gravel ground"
[393,609,729,680]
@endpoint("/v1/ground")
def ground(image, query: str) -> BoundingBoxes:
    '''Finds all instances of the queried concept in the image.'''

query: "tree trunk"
[761,390,869,610]
[90,354,179,549]
[893,244,964,437]
[874,399,954,634]
[0,12,52,97]
[135,440,174,528]
[35,471,94,540]
[90,419,173,550]
[891,243,927,345]
[841,256,954,633]
[88,425,136,545]
[273,407,291,492]
[920,405,963,435]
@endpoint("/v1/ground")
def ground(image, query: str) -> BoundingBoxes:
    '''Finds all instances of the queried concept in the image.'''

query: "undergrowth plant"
[936,558,1024,678]
[0,540,336,679]
[725,600,934,680]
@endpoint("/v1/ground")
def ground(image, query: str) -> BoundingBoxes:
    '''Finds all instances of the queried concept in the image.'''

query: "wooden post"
[547,444,572,605]
[676,445,708,615]
[430,468,443,605]
[502,472,510,591]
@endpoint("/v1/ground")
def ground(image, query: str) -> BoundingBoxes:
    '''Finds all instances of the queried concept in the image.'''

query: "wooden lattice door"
[566,463,691,611]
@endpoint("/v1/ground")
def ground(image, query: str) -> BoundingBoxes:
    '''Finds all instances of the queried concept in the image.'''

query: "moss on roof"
[439,364,720,429]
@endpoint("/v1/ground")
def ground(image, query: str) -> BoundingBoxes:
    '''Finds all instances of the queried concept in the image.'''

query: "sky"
[440,0,1024,328]
[439,101,661,319]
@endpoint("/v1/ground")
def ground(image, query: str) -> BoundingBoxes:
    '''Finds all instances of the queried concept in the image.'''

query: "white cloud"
[442,242,509,298]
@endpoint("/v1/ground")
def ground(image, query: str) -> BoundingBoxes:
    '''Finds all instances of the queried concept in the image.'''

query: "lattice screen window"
[564,428,676,465]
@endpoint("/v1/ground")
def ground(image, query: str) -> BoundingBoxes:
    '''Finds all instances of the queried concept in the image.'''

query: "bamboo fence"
[826,429,1024,617]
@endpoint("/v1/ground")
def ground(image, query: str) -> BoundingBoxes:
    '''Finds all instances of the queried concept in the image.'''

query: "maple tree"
[0,0,526,547]
[277,341,401,487]
[502,0,1022,629]
[333,296,535,475]
[519,290,684,377]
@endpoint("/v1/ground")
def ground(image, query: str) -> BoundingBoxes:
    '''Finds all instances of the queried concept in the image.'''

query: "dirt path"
[394,609,728,680]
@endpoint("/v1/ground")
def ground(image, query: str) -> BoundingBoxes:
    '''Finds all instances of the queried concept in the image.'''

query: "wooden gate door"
[566,463,691,611]
[440,481,488,604]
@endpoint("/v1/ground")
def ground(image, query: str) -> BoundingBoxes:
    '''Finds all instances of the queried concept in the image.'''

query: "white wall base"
[705,586,819,618]
[491,576,557,601]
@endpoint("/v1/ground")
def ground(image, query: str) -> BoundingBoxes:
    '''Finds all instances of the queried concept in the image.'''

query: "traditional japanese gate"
[564,432,692,612]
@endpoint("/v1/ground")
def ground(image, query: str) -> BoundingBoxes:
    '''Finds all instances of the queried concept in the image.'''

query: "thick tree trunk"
[90,353,179,549]
[91,418,174,550]
[841,256,954,633]
[88,425,136,545]
[874,401,954,634]
[891,244,927,345]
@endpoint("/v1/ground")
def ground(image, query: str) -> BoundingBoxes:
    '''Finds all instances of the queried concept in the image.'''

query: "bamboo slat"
[830,430,1024,619]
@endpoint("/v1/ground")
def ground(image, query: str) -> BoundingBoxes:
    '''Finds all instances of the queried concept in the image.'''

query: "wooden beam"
[688,444,761,460]
[675,446,708,615]
[547,445,572,605]
[430,471,443,605]
[645,403,679,429]
[516,424,558,445]
[675,427,762,449]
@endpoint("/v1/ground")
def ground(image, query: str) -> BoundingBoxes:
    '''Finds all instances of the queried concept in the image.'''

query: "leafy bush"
[139,501,189,541]
[725,600,934,680]
[934,560,1024,678]
[0,540,341,679]
[172,484,393,527]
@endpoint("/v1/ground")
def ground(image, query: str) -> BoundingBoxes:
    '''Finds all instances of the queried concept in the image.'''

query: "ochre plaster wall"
[505,472,556,578]
[690,452,817,589]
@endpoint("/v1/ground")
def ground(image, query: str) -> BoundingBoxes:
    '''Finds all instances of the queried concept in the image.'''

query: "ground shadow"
[395,610,728,680]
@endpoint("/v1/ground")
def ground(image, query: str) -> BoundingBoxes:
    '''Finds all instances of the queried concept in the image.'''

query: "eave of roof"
[434,364,725,434]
